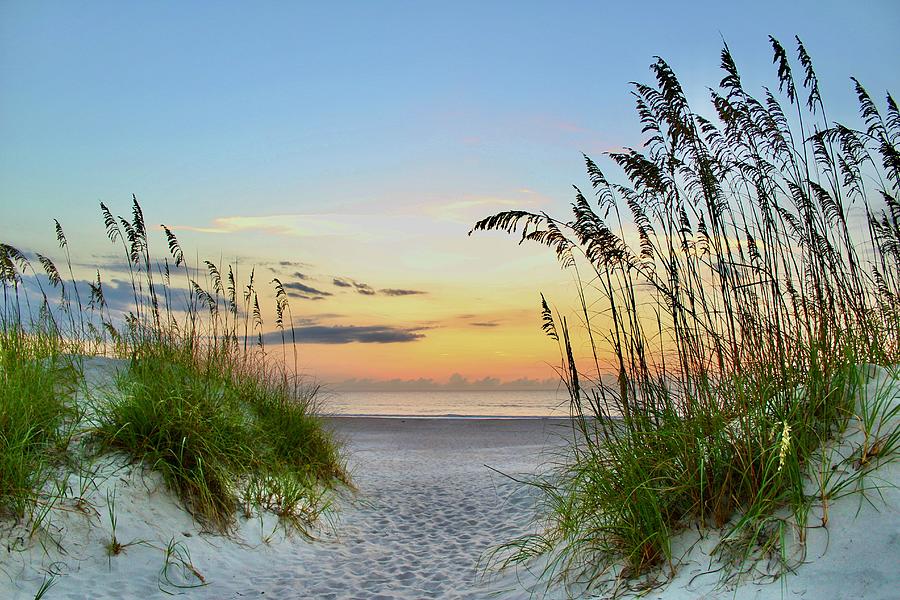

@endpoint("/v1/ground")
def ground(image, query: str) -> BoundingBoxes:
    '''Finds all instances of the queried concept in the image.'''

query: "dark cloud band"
[380,288,426,296]
[283,282,332,297]
[263,324,425,344]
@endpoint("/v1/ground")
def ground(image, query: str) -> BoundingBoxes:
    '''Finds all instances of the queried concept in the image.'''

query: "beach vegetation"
[158,535,206,593]
[474,37,899,595]
[0,253,80,526]
[32,575,56,600]
[0,198,348,538]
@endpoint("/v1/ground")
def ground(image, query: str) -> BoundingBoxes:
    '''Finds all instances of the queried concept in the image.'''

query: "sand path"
[1,404,570,599]
[225,417,571,599]
[221,418,565,599]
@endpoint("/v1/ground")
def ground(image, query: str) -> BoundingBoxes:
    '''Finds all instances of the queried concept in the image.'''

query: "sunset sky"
[2,1,898,388]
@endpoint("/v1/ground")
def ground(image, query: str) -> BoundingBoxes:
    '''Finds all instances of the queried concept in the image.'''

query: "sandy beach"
[1,359,573,599]
[1,359,897,599]
[251,416,573,599]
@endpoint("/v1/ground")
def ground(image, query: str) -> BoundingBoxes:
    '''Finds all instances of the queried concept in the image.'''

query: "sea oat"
[778,420,792,473]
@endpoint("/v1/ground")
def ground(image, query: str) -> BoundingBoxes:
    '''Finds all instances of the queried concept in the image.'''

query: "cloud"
[335,377,439,391]
[333,277,426,298]
[75,256,205,279]
[262,324,426,345]
[171,214,355,237]
[10,273,192,323]
[444,374,511,388]
[380,288,427,297]
[354,282,375,296]
[282,282,332,298]
[447,373,468,386]
[470,321,499,327]
[169,213,434,242]
[331,277,380,296]
[333,373,560,391]
[94,278,157,312]
[266,260,313,275]
[425,197,522,224]
[443,373,555,390]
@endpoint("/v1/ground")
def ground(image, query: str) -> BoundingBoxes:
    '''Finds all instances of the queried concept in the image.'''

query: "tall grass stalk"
[474,38,899,593]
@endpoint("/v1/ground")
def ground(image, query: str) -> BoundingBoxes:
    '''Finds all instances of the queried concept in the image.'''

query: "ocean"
[324,389,571,417]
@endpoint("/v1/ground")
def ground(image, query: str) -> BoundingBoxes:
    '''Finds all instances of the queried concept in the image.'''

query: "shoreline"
[325,413,572,420]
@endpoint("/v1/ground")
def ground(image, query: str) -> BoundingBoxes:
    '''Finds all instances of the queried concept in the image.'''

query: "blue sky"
[2,1,898,384]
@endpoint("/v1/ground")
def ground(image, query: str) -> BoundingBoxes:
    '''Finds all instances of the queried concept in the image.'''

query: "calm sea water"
[325,389,570,417]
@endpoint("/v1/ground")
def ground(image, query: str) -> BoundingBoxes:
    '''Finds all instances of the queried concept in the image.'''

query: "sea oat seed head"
[777,420,791,472]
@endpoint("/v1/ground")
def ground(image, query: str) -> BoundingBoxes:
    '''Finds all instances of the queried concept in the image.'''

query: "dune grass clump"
[0,315,76,521]
[94,335,347,531]
[474,37,899,593]
[94,340,256,529]
[88,201,348,532]
[1,199,348,535]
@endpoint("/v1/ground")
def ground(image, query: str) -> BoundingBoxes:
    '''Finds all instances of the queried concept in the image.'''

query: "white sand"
[1,359,896,599]
[639,364,900,600]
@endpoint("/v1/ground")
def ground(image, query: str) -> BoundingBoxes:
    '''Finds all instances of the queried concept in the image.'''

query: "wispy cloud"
[424,197,521,224]
[172,214,355,237]
[170,212,438,242]
[470,321,499,327]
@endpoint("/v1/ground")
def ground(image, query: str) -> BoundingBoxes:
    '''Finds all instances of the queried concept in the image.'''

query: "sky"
[2,1,898,388]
